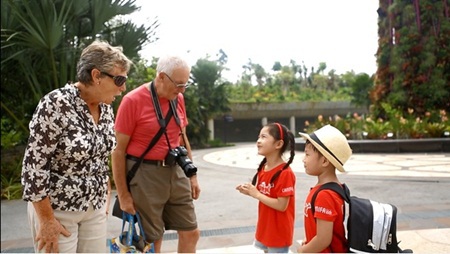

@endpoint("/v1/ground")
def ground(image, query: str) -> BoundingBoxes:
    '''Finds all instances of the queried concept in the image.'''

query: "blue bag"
[109,212,154,253]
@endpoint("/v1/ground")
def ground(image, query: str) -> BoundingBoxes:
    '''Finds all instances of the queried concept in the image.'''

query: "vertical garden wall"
[373,0,450,117]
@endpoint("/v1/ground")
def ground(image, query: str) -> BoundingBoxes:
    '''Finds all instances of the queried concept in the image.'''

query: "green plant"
[1,174,22,200]
[1,152,23,200]
[303,108,449,140]
[1,117,26,149]
[363,117,392,139]
[207,139,235,148]
[425,122,448,138]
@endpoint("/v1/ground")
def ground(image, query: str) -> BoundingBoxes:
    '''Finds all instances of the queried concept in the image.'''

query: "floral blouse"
[21,83,116,212]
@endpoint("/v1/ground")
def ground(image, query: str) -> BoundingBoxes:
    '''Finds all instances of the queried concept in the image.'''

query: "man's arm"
[180,126,193,160]
[111,131,135,214]
[180,126,200,200]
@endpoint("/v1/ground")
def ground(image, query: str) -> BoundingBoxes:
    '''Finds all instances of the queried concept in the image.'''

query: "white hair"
[156,55,191,75]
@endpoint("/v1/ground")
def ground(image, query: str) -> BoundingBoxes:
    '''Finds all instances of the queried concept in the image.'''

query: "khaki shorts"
[127,159,197,242]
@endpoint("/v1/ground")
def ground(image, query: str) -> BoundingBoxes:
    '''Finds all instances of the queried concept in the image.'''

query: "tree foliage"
[227,60,359,104]
[350,73,374,109]
[1,0,159,200]
[187,53,231,147]
[1,0,158,143]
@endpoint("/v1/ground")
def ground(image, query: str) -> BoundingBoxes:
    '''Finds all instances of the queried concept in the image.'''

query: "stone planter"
[295,138,450,153]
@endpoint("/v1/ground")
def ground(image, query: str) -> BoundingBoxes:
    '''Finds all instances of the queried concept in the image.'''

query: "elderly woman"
[21,40,133,253]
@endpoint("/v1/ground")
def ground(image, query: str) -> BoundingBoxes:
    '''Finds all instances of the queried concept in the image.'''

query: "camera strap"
[150,81,180,128]
[164,99,185,150]
[125,82,176,187]
[149,80,186,151]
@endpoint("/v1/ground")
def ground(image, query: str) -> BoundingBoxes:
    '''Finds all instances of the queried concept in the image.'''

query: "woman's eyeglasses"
[101,72,127,87]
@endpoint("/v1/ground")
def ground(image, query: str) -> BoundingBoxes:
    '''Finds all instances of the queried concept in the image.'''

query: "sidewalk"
[1,143,450,253]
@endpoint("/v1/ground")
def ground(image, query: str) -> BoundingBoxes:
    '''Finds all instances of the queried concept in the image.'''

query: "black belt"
[126,154,170,167]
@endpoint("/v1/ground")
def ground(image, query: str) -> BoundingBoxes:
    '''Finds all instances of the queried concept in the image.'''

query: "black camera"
[165,146,197,177]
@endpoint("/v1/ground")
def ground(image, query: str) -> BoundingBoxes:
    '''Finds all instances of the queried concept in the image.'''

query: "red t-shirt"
[303,183,348,253]
[115,83,188,160]
[255,163,296,248]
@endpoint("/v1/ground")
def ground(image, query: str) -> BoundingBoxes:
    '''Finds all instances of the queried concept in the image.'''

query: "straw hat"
[299,124,352,172]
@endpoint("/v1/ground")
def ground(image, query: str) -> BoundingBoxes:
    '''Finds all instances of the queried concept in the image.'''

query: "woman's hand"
[36,217,71,253]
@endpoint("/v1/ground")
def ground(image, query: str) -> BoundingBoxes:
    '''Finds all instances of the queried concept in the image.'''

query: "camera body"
[165,146,197,177]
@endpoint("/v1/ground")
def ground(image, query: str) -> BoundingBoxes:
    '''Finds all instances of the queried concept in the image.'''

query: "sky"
[129,0,379,81]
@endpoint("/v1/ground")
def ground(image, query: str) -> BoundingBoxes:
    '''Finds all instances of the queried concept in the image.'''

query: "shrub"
[303,108,450,140]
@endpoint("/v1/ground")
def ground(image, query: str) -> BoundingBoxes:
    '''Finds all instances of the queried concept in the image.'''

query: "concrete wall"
[228,101,367,119]
[212,101,368,142]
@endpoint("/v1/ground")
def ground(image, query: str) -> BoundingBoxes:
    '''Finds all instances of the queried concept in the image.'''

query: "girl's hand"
[236,183,259,198]
[235,183,245,192]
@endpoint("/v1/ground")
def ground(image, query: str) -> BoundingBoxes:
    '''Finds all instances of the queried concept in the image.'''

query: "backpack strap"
[310,182,351,253]
[311,182,350,215]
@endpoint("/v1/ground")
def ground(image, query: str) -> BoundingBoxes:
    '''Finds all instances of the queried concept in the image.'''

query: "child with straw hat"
[297,124,352,253]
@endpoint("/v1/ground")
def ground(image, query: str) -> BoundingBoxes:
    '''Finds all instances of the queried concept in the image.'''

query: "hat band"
[310,133,343,166]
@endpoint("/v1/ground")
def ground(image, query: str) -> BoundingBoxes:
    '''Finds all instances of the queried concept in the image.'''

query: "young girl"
[236,122,296,253]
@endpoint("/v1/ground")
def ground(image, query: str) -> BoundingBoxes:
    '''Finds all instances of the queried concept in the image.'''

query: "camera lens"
[165,146,197,177]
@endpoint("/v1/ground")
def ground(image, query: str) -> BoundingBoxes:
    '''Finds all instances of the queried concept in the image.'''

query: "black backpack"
[311,182,412,253]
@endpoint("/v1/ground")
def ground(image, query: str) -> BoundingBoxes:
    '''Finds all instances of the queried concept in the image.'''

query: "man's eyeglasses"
[163,73,190,88]
[101,72,127,87]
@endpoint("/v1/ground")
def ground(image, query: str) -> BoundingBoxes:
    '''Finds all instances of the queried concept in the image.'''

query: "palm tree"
[1,0,158,138]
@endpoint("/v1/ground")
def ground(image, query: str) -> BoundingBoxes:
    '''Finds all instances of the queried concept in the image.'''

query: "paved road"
[2,143,450,253]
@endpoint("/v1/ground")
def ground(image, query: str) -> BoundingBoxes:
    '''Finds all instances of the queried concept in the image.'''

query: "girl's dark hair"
[251,122,296,185]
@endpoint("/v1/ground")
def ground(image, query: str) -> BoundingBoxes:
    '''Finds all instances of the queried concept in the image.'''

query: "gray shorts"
[254,239,290,253]
[127,159,198,242]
